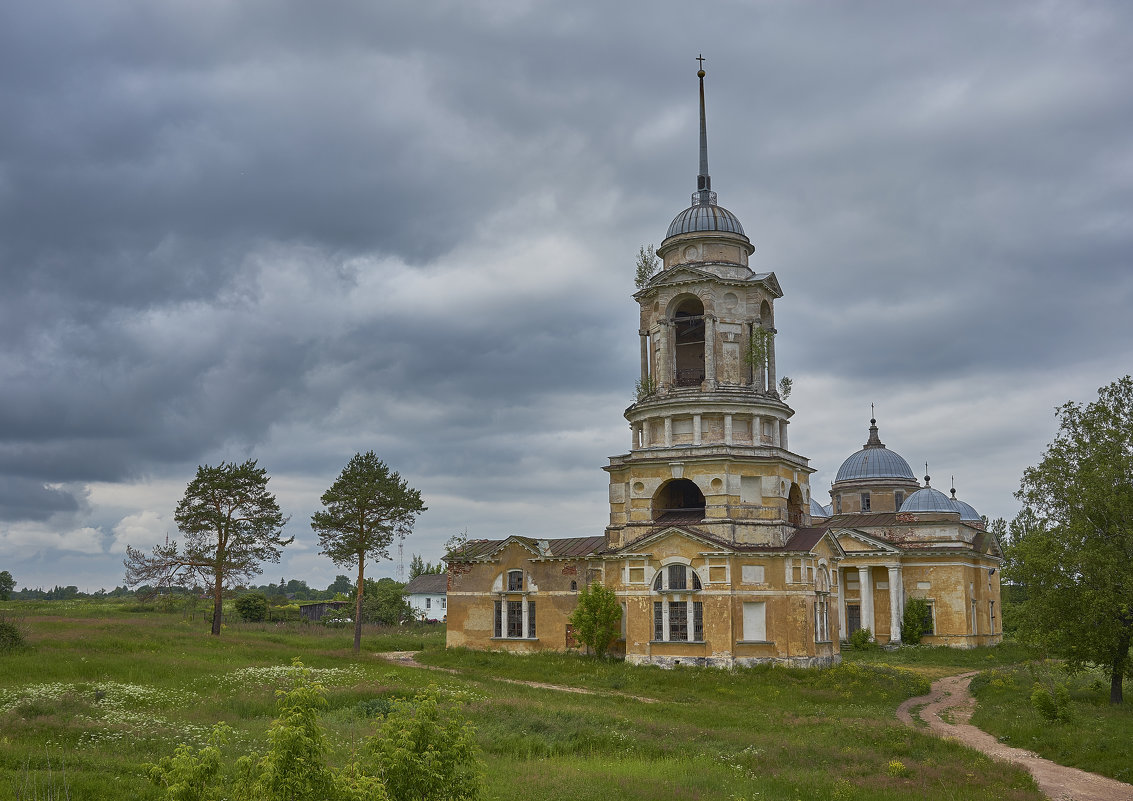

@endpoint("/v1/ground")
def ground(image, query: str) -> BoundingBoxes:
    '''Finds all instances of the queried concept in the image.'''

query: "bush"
[846,627,875,650]
[567,582,622,658]
[235,593,269,623]
[901,598,933,645]
[1030,681,1073,723]
[0,614,25,651]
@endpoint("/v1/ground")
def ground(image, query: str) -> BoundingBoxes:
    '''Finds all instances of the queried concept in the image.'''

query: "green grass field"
[0,600,1097,800]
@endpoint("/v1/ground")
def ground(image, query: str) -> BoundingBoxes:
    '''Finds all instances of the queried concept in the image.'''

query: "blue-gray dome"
[834,420,916,483]
[950,496,981,522]
[900,486,957,514]
[809,498,830,518]
[666,203,746,239]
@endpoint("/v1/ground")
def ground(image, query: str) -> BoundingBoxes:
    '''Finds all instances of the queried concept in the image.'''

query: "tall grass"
[0,601,1044,800]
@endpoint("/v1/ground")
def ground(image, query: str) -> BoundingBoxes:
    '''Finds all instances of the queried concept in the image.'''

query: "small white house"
[403,573,447,622]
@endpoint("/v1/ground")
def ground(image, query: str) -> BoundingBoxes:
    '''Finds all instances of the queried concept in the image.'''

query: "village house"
[444,66,1003,667]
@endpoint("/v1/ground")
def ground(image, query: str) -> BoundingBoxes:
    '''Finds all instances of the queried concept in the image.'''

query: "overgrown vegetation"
[0,602,1047,800]
[970,662,1132,783]
[633,244,659,289]
[0,613,24,651]
[235,593,269,623]
[900,599,933,645]
[566,583,621,658]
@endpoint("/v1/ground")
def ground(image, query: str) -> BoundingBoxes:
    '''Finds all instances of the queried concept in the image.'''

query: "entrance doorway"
[846,604,861,637]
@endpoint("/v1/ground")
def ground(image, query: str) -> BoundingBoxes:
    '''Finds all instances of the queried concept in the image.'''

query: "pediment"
[834,528,901,554]
[614,525,733,554]
[645,266,718,288]
[750,272,783,298]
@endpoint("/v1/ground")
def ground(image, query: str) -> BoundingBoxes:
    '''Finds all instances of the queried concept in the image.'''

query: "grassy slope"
[0,602,1043,801]
[968,662,1132,784]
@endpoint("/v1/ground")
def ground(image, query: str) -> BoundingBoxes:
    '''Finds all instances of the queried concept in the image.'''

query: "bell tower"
[605,63,814,550]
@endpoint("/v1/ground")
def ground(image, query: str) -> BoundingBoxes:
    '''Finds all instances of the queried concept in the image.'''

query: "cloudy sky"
[1,1,1130,592]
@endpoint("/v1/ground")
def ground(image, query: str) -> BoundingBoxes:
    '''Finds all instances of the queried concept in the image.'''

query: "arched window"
[494,570,535,640]
[787,483,805,527]
[651,564,704,642]
[653,479,706,521]
[672,296,705,386]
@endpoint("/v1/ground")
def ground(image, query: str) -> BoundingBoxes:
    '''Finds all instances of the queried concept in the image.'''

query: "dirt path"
[898,671,1133,801]
[374,651,658,703]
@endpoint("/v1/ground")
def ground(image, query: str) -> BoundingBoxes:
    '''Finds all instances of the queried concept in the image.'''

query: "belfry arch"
[670,295,705,387]
[653,478,706,521]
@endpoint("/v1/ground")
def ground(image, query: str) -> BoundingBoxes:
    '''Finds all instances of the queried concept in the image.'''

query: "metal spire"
[695,54,716,206]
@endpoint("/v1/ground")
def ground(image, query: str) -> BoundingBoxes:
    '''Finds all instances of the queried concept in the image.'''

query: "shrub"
[1031,681,1072,723]
[846,627,875,650]
[235,593,269,623]
[0,614,25,651]
[901,598,933,644]
[567,582,622,658]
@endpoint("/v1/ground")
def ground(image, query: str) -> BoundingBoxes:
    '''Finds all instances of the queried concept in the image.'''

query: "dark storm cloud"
[1,0,1131,589]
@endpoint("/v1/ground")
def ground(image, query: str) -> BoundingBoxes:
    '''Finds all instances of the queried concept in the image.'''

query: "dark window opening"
[668,564,686,590]
[654,479,706,521]
[527,601,536,638]
[673,297,705,386]
[669,601,688,641]
[570,580,577,591]
[507,600,523,637]
[494,601,503,637]
[693,602,703,640]
[895,491,905,510]
[507,570,523,592]
[653,601,663,641]
[860,492,871,512]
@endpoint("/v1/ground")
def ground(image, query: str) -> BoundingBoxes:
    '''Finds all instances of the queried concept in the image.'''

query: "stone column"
[772,417,781,448]
[521,596,529,638]
[639,330,650,387]
[746,322,755,386]
[837,567,847,640]
[664,417,673,447]
[658,321,671,389]
[641,420,650,448]
[632,424,640,450]
[724,414,733,445]
[693,414,702,445]
[887,565,903,643]
[857,566,874,639]
[767,329,777,391]
[704,314,717,388]
[780,420,788,451]
[753,415,762,445]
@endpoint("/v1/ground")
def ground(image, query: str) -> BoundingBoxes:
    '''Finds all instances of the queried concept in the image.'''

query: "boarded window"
[709,565,726,583]
[741,564,764,583]
[740,475,761,504]
[628,561,646,583]
[668,564,687,590]
[742,601,766,641]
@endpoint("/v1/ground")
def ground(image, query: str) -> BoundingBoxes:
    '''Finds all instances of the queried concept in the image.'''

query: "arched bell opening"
[653,478,706,523]
[787,482,806,527]
[671,296,705,387]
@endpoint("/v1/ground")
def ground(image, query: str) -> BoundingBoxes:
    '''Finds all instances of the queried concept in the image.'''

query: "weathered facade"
[445,66,1002,667]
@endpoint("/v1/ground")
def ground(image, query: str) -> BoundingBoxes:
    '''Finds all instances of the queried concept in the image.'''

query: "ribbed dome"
[834,419,916,483]
[900,486,957,514]
[666,203,746,239]
[809,498,830,519]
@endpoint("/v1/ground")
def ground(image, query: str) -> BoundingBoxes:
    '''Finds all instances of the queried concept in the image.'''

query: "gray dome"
[835,448,916,482]
[809,498,830,518]
[899,486,957,514]
[666,203,746,239]
[950,496,981,522]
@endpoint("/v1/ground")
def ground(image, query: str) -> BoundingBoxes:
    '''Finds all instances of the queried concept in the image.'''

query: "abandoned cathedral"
[444,66,1003,667]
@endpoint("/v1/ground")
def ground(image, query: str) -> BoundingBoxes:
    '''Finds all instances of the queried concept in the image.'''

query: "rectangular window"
[860,492,871,512]
[442,598,446,609]
[628,561,646,584]
[494,601,502,638]
[426,598,431,609]
[654,601,663,641]
[527,601,536,638]
[835,495,842,514]
[693,601,703,641]
[507,571,523,591]
[709,565,727,583]
[894,491,905,509]
[507,600,523,638]
[669,601,688,641]
[741,564,764,583]
[971,600,978,635]
[742,601,766,641]
[989,600,995,634]
[924,601,936,635]
[815,599,829,642]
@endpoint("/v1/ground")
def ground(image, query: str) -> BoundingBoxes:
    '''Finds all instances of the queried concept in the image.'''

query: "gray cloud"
[1,0,1131,590]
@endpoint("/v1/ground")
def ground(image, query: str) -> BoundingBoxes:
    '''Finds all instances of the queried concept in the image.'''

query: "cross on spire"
[696,53,706,70]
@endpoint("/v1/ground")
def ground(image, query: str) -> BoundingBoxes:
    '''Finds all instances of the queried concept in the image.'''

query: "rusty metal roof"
[445,535,606,562]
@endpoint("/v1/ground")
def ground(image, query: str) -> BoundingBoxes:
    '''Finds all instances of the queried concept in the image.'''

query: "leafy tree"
[360,578,412,625]
[409,555,444,580]
[634,244,659,289]
[1009,376,1133,704]
[326,575,354,596]
[777,376,793,400]
[0,570,14,601]
[311,452,426,651]
[567,582,622,658]
[900,597,933,645]
[124,460,291,636]
[235,593,269,623]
